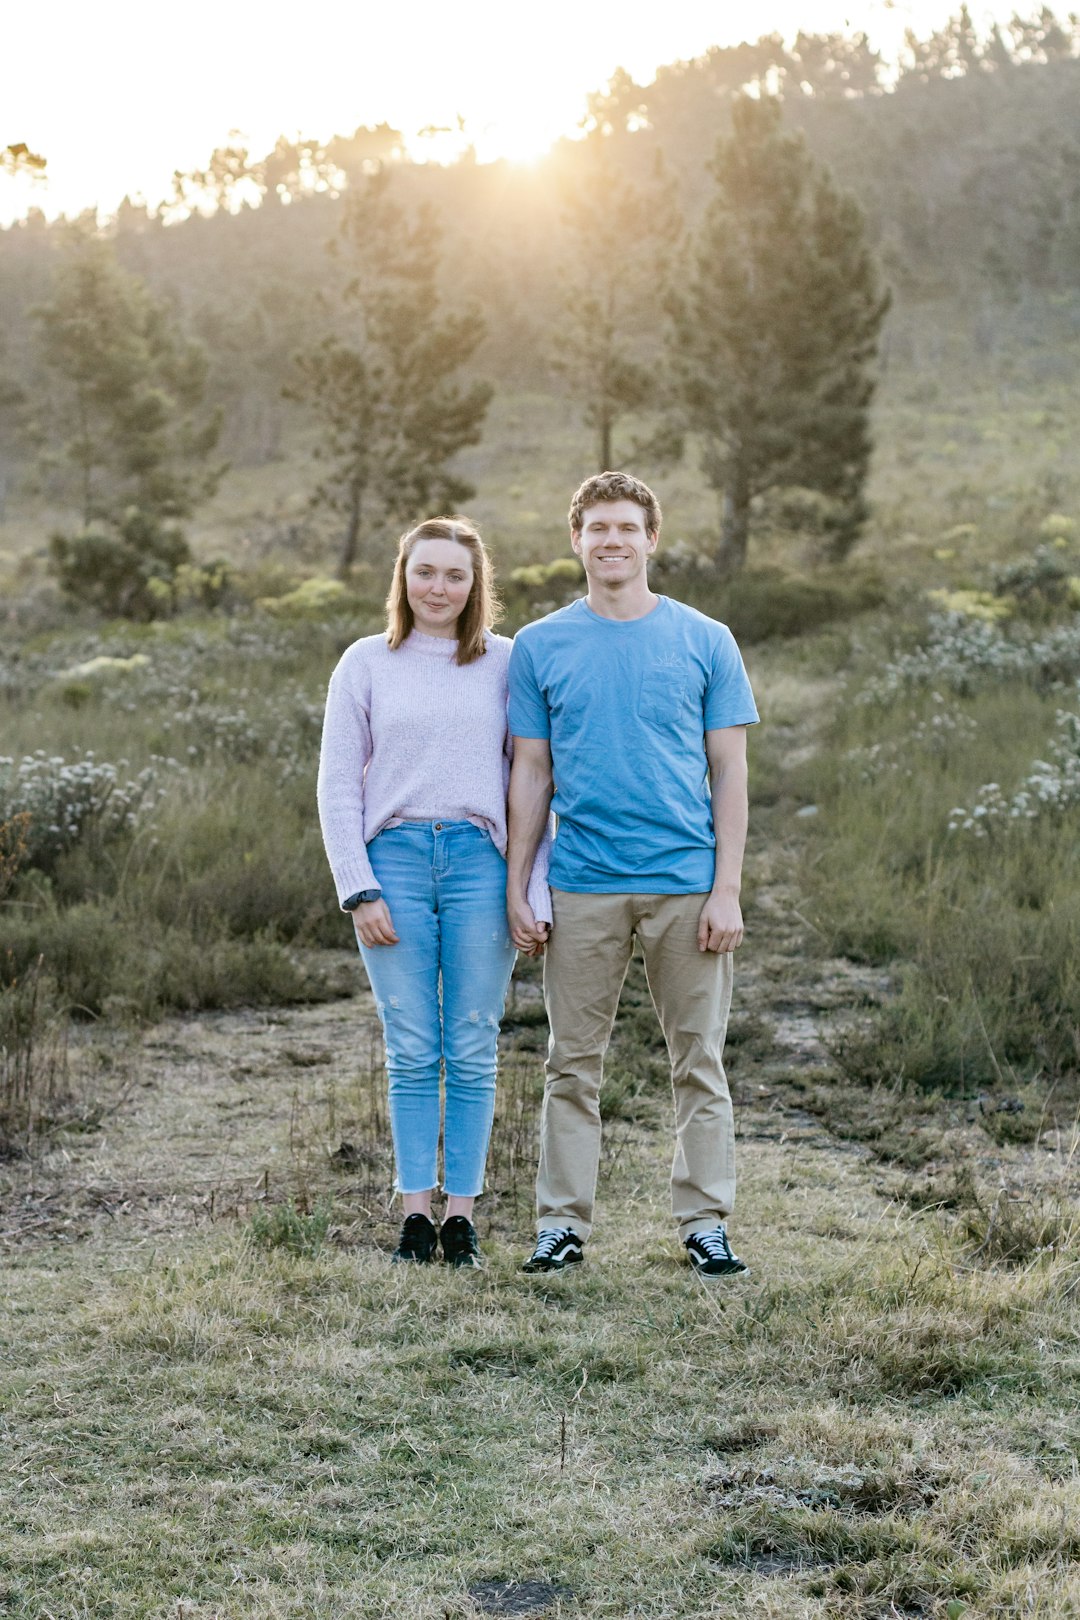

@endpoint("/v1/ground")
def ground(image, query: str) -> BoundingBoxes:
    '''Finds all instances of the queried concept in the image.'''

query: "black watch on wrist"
[342,888,382,912]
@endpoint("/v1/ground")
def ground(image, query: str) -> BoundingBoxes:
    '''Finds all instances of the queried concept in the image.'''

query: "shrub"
[502,556,584,624]
[992,544,1076,622]
[804,647,1080,1086]
[259,576,352,617]
[656,563,888,642]
[948,707,1080,834]
[0,752,168,876]
[856,612,1080,702]
[49,507,191,620]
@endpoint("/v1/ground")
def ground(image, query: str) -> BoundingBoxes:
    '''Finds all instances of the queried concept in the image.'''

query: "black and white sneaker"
[440,1215,483,1269]
[684,1224,749,1278]
[522,1228,584,1273]
[391,1212,439,1264]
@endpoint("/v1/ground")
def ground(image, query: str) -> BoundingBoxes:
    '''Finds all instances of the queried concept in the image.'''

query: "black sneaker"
[684,1224,749,1277]
[522,1228,584,1273]
[440,1215,483,1269]
[391,1212,439,1264]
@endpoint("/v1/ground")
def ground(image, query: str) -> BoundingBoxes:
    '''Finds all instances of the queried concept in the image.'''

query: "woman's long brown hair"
[385,516,500,665]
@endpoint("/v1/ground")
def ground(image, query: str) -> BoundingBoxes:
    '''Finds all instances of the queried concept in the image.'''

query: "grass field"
[2,305,1080,1617]
[3,653,1080,1618]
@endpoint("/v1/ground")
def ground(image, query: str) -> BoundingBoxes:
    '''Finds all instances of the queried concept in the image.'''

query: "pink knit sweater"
[317,628,552,923]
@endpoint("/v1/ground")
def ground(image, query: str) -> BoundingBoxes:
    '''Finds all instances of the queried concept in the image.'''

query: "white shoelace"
[532,1228,573,1259]
[693,1227,734,1259]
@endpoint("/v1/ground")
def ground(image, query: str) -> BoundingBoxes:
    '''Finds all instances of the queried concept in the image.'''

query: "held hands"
[697,887,744,954]
[353,898,399,948]
[508,892,550,957]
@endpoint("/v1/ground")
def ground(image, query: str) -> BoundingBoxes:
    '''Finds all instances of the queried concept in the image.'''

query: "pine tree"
[33,233,221,527]
[289,171,492,576]
[32,233,223,616]
[668,96,890,573]
[553,134,680,471]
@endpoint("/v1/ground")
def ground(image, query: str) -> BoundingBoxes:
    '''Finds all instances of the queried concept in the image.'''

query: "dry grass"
[1,955,1078,1618]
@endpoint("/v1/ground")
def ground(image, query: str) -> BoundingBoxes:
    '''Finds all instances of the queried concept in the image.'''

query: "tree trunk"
[716,469,750,575]
[338,481,363,578]
[598,410,613,472]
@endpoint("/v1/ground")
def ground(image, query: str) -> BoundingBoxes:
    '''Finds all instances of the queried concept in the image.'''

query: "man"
[506,471,758,1277]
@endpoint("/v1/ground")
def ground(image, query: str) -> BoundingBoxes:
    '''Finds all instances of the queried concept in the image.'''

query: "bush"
[856,611,1080,702]
[655,563,888,642]
[501,556,585,625]
[49,507,191,620]
[804,647,1080,1087]
[0,752,167,876]
[992,544,1077,622]
[0,901,330,1019]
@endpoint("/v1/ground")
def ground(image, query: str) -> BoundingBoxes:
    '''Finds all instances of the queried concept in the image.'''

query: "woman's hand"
[508,892,549,955]
[353,899,399,947]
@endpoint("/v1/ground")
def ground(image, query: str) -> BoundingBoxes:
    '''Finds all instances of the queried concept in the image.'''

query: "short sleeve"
[704,626,759,731]
[508,634,551,740]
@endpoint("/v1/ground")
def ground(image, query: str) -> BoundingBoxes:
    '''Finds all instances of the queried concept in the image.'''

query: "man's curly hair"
[568,471,662,538]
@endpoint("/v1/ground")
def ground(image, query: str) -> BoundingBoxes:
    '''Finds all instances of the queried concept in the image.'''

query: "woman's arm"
[507,736,555,951]
[316,654,380,905]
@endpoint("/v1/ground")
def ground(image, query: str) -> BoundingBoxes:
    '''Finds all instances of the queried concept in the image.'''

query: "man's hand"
[697,887,744,954]
[508,892,550,955]
[353,898,399,948]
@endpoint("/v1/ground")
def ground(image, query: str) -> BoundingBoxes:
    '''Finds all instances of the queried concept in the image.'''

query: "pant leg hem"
[679,1216,732,1240]
[538,1220,592,1240]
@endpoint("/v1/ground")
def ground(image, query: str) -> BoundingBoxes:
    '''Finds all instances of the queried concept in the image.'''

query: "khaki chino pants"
[537,888,736,1241]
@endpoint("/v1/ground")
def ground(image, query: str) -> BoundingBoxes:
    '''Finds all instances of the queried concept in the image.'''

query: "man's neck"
[584,581,659,622]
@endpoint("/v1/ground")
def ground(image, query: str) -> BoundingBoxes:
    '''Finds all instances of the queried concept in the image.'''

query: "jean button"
[434,821,443,830]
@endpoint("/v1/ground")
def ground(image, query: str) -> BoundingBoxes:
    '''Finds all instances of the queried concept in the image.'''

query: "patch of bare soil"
[0,989,389,1250]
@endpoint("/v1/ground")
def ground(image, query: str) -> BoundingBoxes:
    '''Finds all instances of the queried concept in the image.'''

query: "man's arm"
[698,725,750,953]
[507,736,554,951]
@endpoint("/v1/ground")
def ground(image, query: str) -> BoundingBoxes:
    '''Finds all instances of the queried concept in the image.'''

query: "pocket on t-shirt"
[638,660,695,724]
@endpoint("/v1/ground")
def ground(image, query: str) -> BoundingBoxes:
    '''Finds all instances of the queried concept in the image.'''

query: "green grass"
[800,638,1080,1089]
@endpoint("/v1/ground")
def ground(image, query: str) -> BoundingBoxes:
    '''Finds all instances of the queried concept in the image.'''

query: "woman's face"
[404,538,475,638]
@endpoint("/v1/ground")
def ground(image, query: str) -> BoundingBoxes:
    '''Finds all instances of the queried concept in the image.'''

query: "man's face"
[571,500,657,585]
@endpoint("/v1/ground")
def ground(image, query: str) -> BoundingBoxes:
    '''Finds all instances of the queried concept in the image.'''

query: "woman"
[317,516,550,1268]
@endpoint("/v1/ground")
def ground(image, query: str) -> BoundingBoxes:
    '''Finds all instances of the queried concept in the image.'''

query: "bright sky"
[3,0,1002,226]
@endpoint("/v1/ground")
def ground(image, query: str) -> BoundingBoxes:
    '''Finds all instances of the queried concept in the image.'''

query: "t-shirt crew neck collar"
[580,594,666,627]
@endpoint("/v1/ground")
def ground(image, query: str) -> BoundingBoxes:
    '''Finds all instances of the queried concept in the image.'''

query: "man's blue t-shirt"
[508,595,759,894]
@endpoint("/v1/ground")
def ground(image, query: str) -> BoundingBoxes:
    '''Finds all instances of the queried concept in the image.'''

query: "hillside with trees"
[2,10,1080,580]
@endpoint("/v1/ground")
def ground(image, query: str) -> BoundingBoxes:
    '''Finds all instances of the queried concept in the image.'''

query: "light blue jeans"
[359,821,516,1198]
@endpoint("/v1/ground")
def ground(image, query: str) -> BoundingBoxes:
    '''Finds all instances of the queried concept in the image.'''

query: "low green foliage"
[249,1199,332,1257]
[0,616,353,1017]
[652,560,889,642]
[803,616,1080,1087]
[49,508,193,621]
